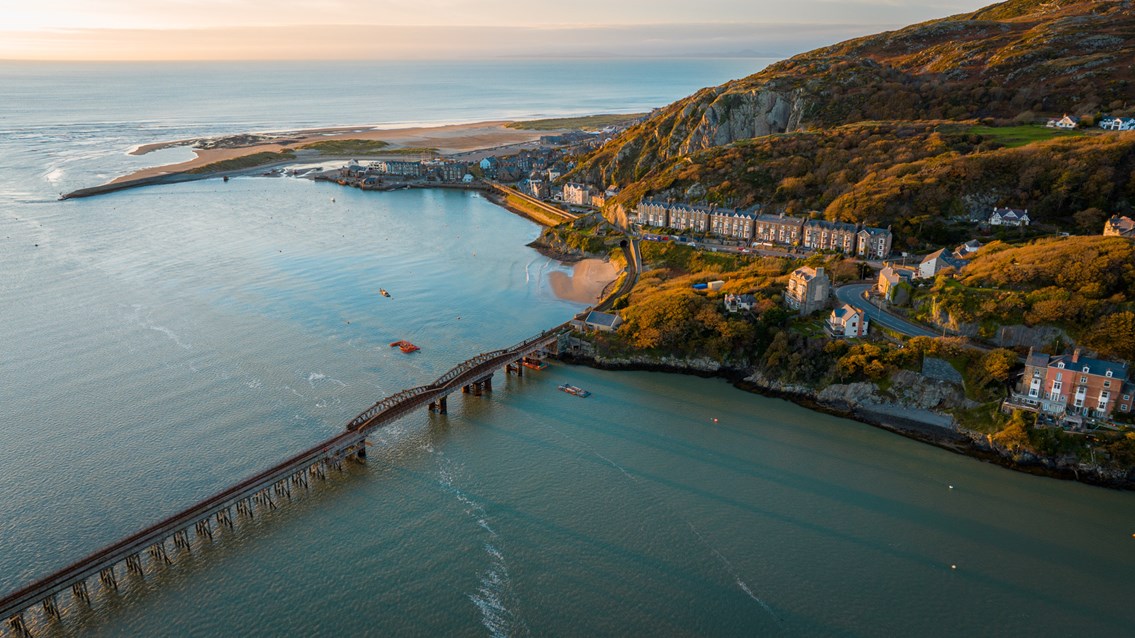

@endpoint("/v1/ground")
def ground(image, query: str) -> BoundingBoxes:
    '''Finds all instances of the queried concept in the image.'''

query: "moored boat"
[390,340,420,353]
[558,384,590,397]
[522,360,548,370]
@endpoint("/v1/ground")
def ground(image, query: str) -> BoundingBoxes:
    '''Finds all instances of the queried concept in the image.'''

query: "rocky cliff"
[574,0,1135,186]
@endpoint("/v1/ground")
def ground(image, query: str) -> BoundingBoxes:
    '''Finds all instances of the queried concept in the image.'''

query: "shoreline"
[62,119,562,200]
[60,117,1129,490]
[104,120,555,189]
[555,352,1135,491]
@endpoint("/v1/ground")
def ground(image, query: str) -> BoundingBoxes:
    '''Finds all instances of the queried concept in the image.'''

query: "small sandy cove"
[114,121,551,184]
[548,259,620,304]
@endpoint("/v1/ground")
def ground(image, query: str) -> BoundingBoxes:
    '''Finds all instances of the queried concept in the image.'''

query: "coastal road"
[835,284,941,338]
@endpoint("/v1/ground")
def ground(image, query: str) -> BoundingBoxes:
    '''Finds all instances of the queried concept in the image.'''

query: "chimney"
[1072,348,1081,363]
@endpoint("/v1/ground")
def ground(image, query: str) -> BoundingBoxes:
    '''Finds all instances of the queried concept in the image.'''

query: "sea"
[1,59,1133,637]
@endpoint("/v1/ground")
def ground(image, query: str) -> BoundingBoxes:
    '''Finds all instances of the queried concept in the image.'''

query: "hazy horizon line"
[0,22,898,62]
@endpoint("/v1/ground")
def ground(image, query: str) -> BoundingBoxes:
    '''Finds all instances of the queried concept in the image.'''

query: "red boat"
[390,340,420,353]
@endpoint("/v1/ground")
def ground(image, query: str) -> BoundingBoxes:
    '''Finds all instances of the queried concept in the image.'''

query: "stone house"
[710,209,756,241]
[876,264,916,302]
[754,213,804,247]
[803,219,858,253]
[856,226,893,260]
[785,266,830,315]
[918,248,966,279]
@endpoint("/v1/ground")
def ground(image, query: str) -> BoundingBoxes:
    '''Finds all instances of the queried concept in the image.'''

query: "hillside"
[574,0,1135,186]
[912,235,1135,360]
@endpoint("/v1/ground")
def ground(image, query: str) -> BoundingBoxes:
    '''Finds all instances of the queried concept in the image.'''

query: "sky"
[1,0,995,60]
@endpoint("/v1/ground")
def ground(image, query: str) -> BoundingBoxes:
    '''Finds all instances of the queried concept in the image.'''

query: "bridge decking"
[1,326,566,633]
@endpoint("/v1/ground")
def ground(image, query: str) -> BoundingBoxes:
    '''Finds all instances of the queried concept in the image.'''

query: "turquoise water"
[1,60,1134,637]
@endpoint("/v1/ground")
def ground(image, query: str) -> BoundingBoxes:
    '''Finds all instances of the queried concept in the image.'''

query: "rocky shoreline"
[554,348,1135,491]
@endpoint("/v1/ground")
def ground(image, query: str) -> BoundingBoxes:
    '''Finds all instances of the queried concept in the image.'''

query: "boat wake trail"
[538,421,781,623]
[436,458,531,638]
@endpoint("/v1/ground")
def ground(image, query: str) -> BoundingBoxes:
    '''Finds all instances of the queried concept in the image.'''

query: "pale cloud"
[0,0,993,60]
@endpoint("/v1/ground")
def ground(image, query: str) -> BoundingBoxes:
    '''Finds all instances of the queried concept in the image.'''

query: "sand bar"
[549,259,620,304]
[112,121,559,185]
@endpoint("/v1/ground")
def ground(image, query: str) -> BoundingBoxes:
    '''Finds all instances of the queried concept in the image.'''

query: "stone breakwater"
[555,344,1135,490]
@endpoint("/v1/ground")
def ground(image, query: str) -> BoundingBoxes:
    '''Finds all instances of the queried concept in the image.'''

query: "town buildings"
[711,209,757,240]
[856,226,894,260]
[827,304,869,338]
[1008,348,1134,424]
[989,207,1030,227]
[634,201,891,257]
[785,266,830,315]
[754,213,803,246]
[666,203,712,233]
[562,182,596,207]
[803,219,858,253]
[1103,215,1135,239]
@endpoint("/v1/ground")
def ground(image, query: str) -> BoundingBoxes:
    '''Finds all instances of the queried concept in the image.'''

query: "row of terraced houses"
[634,201,893,259]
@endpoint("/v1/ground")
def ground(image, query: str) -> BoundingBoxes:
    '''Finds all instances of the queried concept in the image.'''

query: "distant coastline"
[61,120,566,200]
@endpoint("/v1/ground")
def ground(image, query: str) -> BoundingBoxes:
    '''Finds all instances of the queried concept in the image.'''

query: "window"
[1124,395,1132,401]
[1104,381,1111,388]
[1081,376,1088,384]
[1083,366,1090,373]
[1058,362,1065,369]
[1106,370,1114,378]
[1123,405,1130,412]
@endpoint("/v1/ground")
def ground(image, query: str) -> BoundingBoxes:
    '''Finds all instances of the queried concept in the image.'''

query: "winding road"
[834,284,942,338]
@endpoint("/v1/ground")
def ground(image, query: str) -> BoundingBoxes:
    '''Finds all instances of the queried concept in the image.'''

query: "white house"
[827,304,869,338]
[989,207,1030,227]
[1046,114,1079,129]
[1100,117,1135,131]
[953,239,983,259]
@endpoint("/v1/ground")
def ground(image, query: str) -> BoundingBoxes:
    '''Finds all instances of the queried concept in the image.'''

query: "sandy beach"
[548,259,620,304]
[112,121,555,185]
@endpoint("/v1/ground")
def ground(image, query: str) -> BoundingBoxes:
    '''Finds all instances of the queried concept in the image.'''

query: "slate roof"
[584,311,621,328]
[1049,354,1129,380]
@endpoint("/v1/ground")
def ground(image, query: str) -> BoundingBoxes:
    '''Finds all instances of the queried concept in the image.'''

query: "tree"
[981,348,1018,385]
[1073,207,1108,234]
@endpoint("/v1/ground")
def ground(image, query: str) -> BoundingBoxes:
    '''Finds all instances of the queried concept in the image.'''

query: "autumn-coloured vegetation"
[912,236,1135,360]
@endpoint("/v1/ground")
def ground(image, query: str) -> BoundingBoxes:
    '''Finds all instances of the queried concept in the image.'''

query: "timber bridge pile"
[1,325,568,637]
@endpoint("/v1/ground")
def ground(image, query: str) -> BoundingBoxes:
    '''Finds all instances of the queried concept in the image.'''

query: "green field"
[299,139,390,154]
[961,124,1083,148]
[506,113,646,132]
[186,151,296,174]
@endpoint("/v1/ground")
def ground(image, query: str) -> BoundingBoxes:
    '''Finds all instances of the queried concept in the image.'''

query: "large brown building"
[1010,348,1134,423]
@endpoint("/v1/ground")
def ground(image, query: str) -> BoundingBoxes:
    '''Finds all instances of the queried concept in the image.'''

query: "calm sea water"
[1,60,1134,637]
